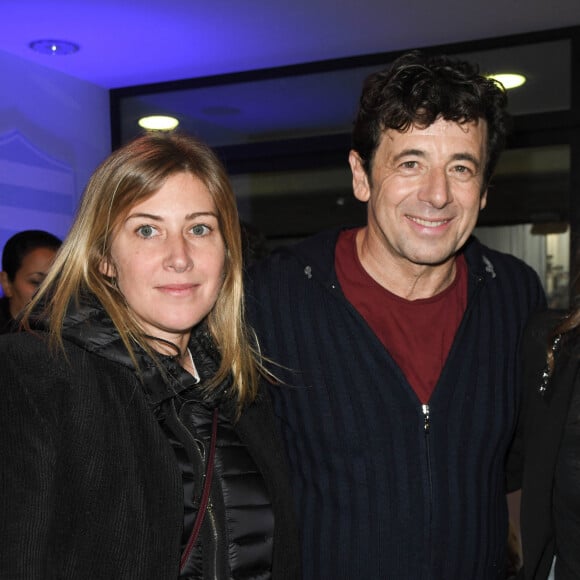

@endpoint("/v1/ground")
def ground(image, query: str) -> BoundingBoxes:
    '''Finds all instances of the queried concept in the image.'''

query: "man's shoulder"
[463,237,547,315]
[248,228,342,280]
[465,236,542,281]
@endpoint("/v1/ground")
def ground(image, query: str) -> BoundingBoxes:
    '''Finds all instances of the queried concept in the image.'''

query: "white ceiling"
[2,0,580,89]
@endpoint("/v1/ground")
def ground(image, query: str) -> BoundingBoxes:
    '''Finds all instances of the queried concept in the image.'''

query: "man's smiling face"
[350,116,488,270]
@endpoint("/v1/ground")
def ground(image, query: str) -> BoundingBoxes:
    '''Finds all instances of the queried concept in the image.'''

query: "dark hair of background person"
[2,229,62,281]
[547,297,580,373]
[351,49,511,189]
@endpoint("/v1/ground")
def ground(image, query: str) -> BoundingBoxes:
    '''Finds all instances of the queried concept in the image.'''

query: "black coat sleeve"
[0,333,62,577]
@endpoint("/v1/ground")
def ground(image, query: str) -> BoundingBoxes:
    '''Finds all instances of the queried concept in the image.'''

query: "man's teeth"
[410,216,448,227]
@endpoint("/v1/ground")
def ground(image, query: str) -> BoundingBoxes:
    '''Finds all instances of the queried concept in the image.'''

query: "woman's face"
[102,172,226,352]
[0,247,58,317]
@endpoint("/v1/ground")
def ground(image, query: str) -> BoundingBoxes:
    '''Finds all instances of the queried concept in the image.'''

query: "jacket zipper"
[422,403,432,498]
[172,404,221,576]
[422,403,433,575]
[206,501,219,580]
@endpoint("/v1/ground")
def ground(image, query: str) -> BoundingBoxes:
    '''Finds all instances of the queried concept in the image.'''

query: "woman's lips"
[156,283,198,296]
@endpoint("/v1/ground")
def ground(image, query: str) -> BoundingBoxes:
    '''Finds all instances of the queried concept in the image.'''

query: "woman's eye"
[191,224,210,236]
[137,225,156,238]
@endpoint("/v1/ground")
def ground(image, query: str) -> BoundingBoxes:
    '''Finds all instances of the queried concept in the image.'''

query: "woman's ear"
[0,271,13,298]
[99,258,116,278]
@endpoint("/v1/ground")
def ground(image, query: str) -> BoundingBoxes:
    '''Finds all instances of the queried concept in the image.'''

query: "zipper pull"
[422,404,430,433]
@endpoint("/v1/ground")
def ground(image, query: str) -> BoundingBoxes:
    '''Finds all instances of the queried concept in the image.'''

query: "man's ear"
[349,150,371,203]
[0,271,13,298]
[99,258,115,278]
[480,189,488,211]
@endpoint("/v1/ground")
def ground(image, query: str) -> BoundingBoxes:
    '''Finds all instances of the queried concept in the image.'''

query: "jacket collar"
[41,293,227,409]
[284,227,496,288]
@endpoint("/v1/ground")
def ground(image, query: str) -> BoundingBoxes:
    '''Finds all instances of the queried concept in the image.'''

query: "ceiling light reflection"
[487,73,527,90]
[138,115,180,131]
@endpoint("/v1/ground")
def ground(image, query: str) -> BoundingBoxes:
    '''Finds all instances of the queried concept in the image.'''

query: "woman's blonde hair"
[22,132,260,408]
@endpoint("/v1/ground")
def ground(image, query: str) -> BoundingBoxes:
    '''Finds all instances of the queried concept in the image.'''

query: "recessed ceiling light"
[138,115,180,131]
[487,73,527,90]
[29,39,80,56]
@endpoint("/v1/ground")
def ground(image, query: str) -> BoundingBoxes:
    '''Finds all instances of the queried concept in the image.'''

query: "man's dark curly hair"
[352,50,511,189]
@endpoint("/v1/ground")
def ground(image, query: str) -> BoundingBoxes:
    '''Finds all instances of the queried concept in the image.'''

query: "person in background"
[0,229,61,333]
[241,220,270,267]
[0,133,300,579]
[507,305,580,579]
[246,50,546,579]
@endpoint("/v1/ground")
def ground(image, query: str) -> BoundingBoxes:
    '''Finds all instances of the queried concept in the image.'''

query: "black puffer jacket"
[0,295,301,579]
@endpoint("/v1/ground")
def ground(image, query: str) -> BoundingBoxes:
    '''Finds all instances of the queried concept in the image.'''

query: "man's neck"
[355,228,458,301]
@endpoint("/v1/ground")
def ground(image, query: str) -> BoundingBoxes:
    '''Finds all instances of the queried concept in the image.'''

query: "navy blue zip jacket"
[246,229,546,580]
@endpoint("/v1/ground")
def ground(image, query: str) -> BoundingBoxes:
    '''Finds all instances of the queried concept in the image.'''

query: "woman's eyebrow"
[125,211,218,221]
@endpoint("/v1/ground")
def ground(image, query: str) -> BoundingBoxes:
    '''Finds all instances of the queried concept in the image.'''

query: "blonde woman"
[0,133,300,579]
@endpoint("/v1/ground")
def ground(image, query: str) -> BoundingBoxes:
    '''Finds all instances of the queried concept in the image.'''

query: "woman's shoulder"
[0,331,135,396]
[522,309,567,358]
[0,333,77,429]
[521,309,580,411]
[526,308,566,335]
[1,330,79,361]
[523,309,580,360]
[0,297,13,333]
[0,330,53,362]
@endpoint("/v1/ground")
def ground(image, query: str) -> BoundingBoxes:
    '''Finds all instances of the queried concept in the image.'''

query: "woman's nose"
[164,235,193,272]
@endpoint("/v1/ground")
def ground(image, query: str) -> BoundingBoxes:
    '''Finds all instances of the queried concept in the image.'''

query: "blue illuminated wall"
[0,130,75,251]
[0,48,111,296]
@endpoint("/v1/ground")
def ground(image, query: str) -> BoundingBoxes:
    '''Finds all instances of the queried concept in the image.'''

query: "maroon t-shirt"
[335,228,467,404]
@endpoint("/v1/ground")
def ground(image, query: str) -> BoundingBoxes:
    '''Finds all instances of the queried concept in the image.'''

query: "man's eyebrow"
[450,153,481,169]
[392,150,482,169]
[393,149,425,162]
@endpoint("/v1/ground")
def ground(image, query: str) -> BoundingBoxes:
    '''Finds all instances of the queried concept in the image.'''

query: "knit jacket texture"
[246,228,546,580]
[0,296,301,579]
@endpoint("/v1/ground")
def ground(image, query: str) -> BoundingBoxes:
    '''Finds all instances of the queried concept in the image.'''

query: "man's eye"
[137,225,156,238]
[192,224,210,236]
[401,161,418,169]
[451,165,476,179]
[455,163,477,174]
